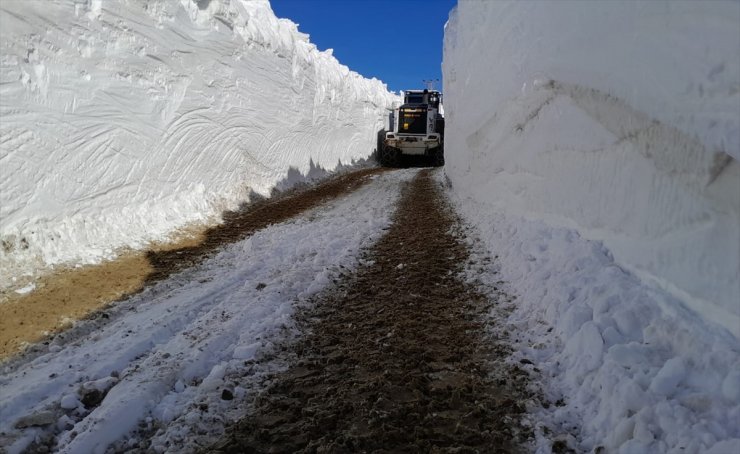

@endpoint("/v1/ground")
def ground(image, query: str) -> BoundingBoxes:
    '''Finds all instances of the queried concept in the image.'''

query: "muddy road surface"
[213,169,530,453]
[1,168,532,453]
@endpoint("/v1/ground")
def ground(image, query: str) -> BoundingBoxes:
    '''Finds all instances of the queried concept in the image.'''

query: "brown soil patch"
[212,170,529,453]
[0,168,385,359]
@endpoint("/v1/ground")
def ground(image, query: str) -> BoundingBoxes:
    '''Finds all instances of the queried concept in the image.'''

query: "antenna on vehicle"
[422,79,439,91]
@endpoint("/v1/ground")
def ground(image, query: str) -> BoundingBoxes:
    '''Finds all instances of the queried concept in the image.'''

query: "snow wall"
[0,0,397,288]
[443,1,740,336]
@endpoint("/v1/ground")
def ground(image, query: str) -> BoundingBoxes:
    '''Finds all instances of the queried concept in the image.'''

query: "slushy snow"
[443,1,740,452]
[0,0,397,290]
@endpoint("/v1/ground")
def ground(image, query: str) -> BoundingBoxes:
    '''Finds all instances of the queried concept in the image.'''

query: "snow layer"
[443,1,740,452]
[0,0,397,289]
[0,170,415,453]
[452,195,740,454]
[443,0,740,335]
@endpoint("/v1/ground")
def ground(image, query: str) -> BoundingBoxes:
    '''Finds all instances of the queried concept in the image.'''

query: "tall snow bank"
[444,2,740,452]
[0,0,397,287]
[443,1,740,335]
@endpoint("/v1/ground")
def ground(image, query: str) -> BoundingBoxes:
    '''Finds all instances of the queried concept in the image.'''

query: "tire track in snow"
[214,170,532,453]
[0,169,416,453]
[0,168,380,357]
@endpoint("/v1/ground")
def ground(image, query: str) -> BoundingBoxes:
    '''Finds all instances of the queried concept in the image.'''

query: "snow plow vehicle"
[379,89,444,167]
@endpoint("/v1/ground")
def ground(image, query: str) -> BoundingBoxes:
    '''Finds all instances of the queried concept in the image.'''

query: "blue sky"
[270,0,457,93]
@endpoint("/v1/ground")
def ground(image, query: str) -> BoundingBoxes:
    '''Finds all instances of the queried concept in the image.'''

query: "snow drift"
[0,0,397,289]
[443,0,739,336]
[444,1,740,452]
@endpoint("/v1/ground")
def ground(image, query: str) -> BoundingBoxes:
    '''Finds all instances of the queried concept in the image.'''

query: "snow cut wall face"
[0,0,397,287]
[443,1,740,334]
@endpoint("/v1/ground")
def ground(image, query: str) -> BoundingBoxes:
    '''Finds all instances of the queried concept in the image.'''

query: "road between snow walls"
[2,166,739,454]
[1,1,737,453]
[0,168,539,453]
[211,169,531,453]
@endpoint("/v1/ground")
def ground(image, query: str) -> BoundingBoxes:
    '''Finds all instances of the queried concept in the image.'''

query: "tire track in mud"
[212,169,530,453]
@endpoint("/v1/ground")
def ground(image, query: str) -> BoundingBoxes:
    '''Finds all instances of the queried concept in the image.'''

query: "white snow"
[443,0,740,334]
[0,0,397,290]
[13,283,36,295]
[443,1,740,452]
[451,190,740,453]
[0,170,416,453]
[59,395,80,411]
[3,0,740,452]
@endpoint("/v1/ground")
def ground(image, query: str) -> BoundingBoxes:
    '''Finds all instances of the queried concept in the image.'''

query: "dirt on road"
[212,169,531,453]
[0,167,385,359]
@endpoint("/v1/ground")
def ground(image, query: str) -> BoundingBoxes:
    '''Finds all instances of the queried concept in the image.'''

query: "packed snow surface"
[0,170,415,453]
[0,0,397,289]
[443,1,740,452]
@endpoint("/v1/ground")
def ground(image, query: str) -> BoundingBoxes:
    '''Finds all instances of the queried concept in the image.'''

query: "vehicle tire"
[376,129,387,165]
[432,147,445,167]
[378,144,387,166]
[435,117,445,141]
[383,146,400,168]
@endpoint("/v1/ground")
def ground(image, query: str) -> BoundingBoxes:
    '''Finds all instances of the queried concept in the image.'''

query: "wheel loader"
[379,89,444,167]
